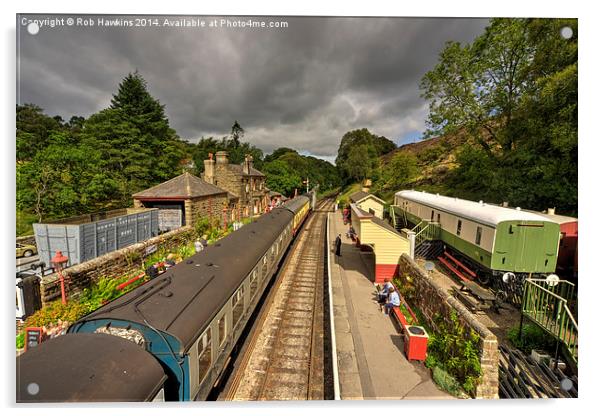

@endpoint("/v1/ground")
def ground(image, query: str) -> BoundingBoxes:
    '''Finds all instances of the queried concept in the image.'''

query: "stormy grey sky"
[17,15,489,162]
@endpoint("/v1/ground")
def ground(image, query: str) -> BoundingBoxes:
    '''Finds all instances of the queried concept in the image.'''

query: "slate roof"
[133,172,227,199]
[229,164,266,177]
[349,191,370,203]
[351,203,400,235]
[349,191,385,204]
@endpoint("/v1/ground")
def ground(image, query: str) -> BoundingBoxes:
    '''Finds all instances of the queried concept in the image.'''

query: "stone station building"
[133,172,235,231]
[203,151,269,218]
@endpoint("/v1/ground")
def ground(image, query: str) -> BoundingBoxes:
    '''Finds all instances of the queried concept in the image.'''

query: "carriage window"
[232,286,245,327]
[250,270,258,299]
[456,220,462,236]
[197,328,212,384]
[430,210,434,222]
[437,213,441,223]
[218,315,226,346]
[508,225,514,234]
[475,227,482,245]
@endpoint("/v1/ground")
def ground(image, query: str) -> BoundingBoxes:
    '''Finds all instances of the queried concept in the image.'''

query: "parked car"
[16,243,37,258]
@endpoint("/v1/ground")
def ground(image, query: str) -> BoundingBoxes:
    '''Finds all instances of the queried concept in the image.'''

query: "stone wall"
[214,163,244,201]
[187,194,229,226]
[40,225,197,304]
[397,254,499,399]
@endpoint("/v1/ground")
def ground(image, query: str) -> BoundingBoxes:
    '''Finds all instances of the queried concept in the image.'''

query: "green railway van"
[394,190,561,276]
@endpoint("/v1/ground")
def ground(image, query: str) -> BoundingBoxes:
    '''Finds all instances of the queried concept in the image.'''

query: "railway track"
[224,198,332,401]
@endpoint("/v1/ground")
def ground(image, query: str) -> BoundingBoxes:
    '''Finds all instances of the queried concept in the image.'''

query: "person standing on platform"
[335,234,342,257]
[384,286,401,315]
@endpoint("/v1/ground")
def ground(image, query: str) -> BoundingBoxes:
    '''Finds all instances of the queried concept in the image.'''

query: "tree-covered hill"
[337,18,577,217]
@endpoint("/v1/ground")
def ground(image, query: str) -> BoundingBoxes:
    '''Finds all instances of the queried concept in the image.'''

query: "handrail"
[410,220,423,233]
[527,278,576,288]
[563,304,578,332]
[522,278,578,363]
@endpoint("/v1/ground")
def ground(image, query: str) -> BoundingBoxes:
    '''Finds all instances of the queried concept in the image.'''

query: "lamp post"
[51,251,69,305]
[223,206,228,232]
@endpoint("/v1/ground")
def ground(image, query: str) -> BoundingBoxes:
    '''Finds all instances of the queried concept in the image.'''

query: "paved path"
[329,210,453,400]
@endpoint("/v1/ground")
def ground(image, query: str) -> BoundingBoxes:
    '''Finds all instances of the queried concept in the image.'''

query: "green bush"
[507,322,556,353]
[194,216,212,238]
[24,300,90,328]
[427,312,482,396]
[78,277,123,312]
[418,145,445,164]
[432,366,462,397]
[16,333,25,349]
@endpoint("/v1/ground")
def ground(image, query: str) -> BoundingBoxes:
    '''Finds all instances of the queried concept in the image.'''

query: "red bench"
[437,255,471,283]
[377,283,416,331]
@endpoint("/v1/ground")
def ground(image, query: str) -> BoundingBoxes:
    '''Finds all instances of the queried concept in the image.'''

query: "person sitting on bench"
[384,286,401,315]
[378,277,394,304]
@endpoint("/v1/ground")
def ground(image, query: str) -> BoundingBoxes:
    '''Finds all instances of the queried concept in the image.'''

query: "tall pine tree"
[82,71,186,203]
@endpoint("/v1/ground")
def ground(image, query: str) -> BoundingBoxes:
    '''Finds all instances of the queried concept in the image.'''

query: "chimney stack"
[547,207,556,215]
[502,201,509,208]
[216,151,228,165]
[243,154,253,175]
[204,152,216,184]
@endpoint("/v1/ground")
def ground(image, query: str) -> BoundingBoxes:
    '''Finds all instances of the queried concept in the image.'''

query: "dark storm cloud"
[17,15,489,159]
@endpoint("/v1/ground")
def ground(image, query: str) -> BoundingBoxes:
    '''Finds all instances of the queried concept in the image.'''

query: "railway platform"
[328,211,453,400]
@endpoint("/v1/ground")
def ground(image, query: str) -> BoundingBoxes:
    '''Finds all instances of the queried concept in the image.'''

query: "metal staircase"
[389,205,406,232]
[412,220,442,259]
[521,278,578,366]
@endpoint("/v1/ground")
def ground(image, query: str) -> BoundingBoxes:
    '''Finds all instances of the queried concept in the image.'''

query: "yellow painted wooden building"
[349,203,410,283]
[349,191,387,219]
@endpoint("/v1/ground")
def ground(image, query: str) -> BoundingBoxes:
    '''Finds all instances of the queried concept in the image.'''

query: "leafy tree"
[261,147,341,195]
[421,19,536,155]
[343,143,378,182]
[335,128,396,184]
[262,160,303,196]
[264,147,298,163]
[379,152,419,192]
[16,104,65,161]
[17,138,118,220]
[421,18,577,214]
[230,120,244,147]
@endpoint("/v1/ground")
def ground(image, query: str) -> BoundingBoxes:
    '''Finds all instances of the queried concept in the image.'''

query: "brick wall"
[397,254,499,399]
[40,226,197,304]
